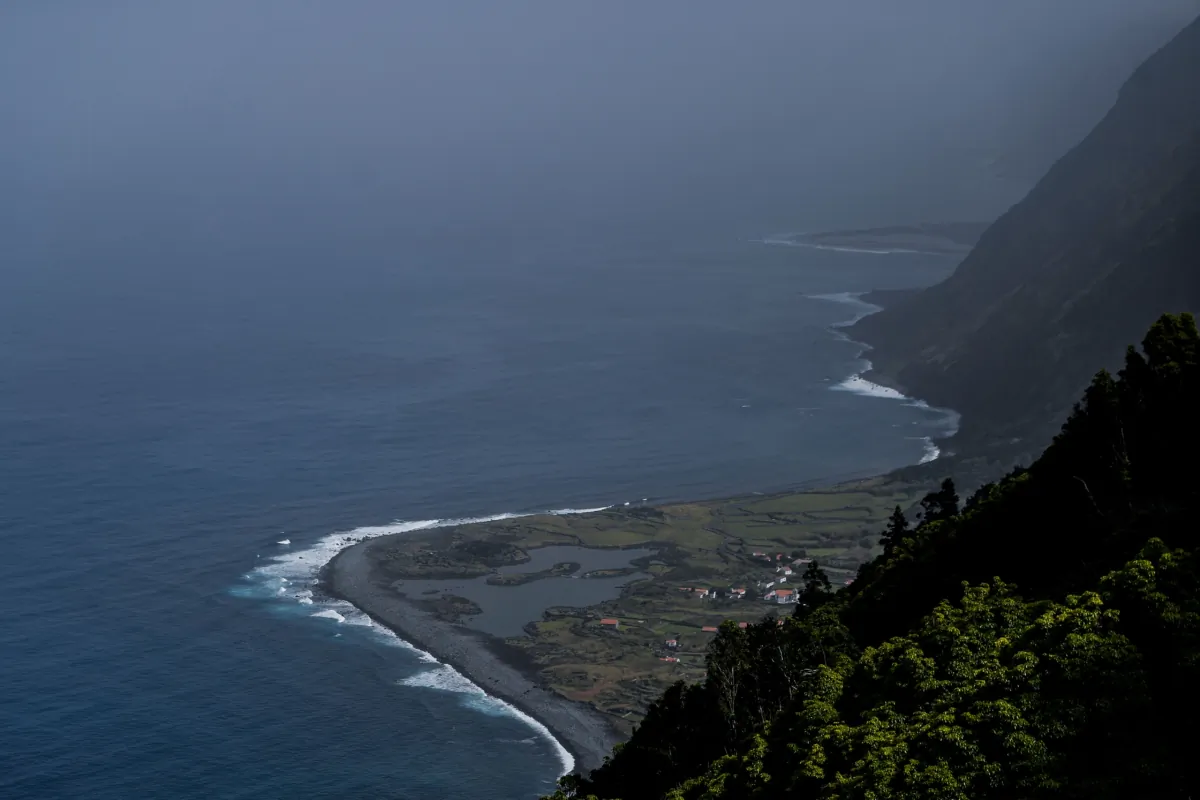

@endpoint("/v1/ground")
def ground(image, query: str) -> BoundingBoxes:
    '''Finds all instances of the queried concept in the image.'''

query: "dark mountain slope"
[852,15,1200,459]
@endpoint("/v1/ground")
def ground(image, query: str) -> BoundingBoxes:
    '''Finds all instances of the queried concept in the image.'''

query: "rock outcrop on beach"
[851,14,1200,461]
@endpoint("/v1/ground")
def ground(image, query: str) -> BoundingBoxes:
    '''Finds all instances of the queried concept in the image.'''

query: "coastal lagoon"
[397,546,657,638]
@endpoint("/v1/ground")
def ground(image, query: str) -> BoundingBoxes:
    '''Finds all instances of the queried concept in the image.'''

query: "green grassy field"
[370,476,927,731]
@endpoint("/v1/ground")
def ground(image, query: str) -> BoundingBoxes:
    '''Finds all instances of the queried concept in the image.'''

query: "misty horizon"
[4,1,1197,266]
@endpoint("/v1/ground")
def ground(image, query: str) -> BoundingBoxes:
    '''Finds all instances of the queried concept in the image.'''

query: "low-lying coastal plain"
[324,476,925,772]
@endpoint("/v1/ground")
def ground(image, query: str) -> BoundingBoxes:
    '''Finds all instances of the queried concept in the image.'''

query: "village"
[588,550,856,666]
[370,476,917,731]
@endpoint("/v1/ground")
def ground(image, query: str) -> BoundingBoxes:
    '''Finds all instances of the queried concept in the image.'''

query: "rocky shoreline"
[323,536,623,776]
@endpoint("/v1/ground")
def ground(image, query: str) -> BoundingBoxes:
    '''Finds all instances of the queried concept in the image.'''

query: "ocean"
[0,226,962,798]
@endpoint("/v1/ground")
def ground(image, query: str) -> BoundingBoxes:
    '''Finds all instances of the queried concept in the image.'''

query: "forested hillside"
[551,313,1200,799]
[851,15,1200,462]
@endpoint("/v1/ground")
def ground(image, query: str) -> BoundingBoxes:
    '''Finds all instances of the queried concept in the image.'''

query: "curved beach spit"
[324,536,623,775]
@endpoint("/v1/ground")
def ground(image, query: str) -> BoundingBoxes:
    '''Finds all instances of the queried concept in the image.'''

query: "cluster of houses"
[598,550,850,658]
[752,552,813,566]
[675,552,822,607]
[758,554,817,601]
[600,552,856,665]
[677,586,748,600]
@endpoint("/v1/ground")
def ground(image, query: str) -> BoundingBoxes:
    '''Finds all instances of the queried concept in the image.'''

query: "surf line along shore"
[322,535,623,776]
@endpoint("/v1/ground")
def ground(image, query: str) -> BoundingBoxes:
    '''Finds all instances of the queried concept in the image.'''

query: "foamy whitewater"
[239,507,607,777]
[808,292,960,462]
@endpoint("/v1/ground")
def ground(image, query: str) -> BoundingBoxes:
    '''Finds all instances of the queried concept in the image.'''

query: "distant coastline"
[761,221,988,257]
[807,291,960,463]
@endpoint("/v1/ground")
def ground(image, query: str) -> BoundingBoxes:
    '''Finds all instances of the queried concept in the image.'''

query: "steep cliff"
[852,15,1200,458]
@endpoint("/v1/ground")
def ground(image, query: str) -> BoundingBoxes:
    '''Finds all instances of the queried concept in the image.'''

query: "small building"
[752,551,766,557]
[793,557,812,566]
[600,618,620,629]
[679,586,693,592]
[774,589,796,604]
[783,568,793,576]
[737,621,749,629]
[777,618,786,627]
[731,588,746,598]
[702,626,719,633]
[776,553,784,561]
[665,639,678,649]
[660,656,679,663]
[844,579,855,586]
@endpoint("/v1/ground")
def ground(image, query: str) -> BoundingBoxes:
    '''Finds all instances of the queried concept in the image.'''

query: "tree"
[800,561,833,609]
[918,478,959,524]
[879,505,909,555]
[579,680,725,800]
[963,481,996,513]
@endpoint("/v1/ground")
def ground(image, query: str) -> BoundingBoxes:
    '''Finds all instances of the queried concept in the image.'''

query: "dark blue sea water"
[0,226,962,798]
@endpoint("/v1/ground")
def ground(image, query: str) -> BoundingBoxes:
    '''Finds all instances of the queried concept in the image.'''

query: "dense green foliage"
[549,313,1200,800]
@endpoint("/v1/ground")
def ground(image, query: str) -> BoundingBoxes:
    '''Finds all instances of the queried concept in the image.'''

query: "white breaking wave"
[401,664,482,694]
[399,665,575,769]
[239,504,609,776]
[906,436,942,464]
[807,293,959,464]
[832,374,908,400]
[248,507,606,595]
